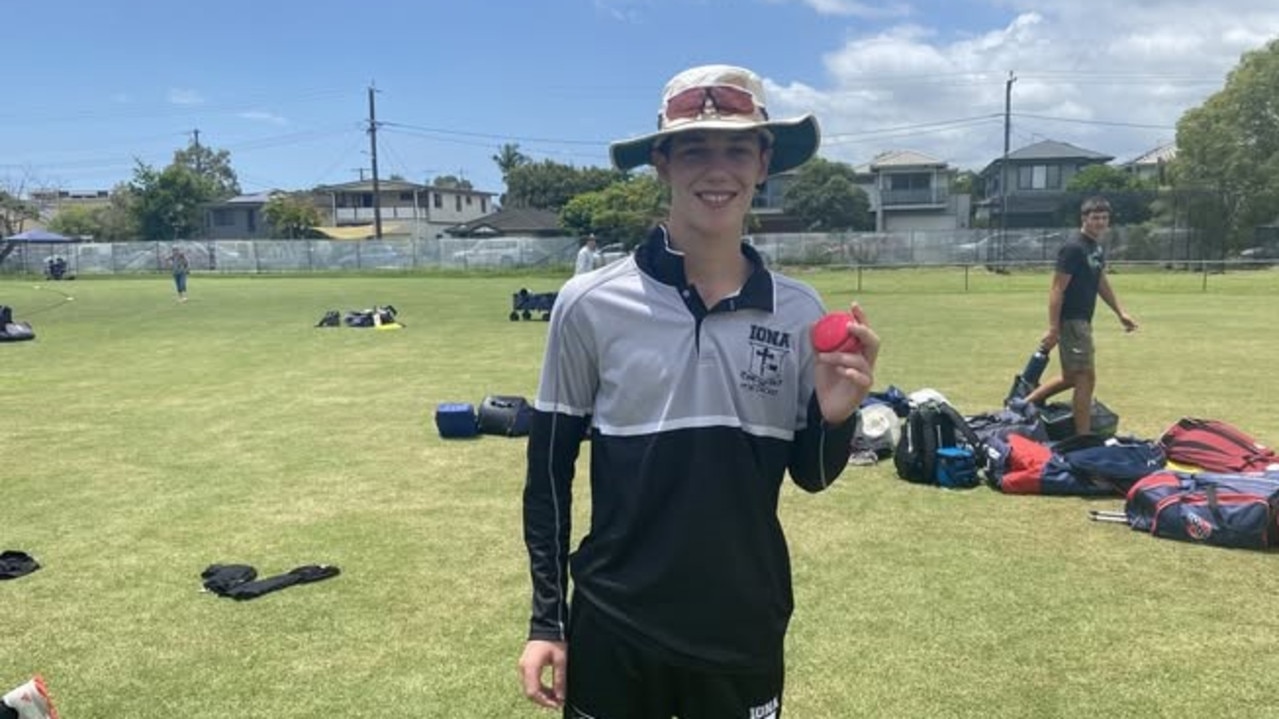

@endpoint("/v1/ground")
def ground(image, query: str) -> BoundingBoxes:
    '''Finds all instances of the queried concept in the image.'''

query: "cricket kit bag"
[965,406,1049,448]
[1122,471,1279,550]
[984,433,1053,493]
[1157,417,1279,474]
[477,395,534,437]
[1038,399,1119,442]
[315,310,341,327]
[894,400,982,487]
[1038,435,1166,496]
[0,305,35,342]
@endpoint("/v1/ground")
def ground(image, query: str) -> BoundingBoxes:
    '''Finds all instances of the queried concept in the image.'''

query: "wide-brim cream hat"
[610,64,820,177]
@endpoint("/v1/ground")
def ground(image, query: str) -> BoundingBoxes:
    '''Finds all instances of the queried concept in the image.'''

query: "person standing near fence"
[518,63,880,718]
[168,246,190,302]
[1014,196,1138,434]
[574,234,600,275]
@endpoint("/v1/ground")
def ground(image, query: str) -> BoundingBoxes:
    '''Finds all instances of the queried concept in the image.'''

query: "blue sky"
[3,0,1277,199]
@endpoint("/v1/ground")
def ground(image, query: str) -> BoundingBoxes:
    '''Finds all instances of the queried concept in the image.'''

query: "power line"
[380,120,608,147]
[1011,112,1176,130]
[824,114,1004,143]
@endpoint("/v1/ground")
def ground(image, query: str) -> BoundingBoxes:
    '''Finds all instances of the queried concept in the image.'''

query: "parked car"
[597,242,630,266]
[955,232,1061,265]
[452,238,534,268]
[1236,244,1279,267]
[335,245,405,269]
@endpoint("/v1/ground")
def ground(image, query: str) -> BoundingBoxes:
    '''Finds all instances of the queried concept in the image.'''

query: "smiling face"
[653,129,771,245]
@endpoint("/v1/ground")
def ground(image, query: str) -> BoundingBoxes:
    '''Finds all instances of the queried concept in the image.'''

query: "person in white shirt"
[574,234,600,275]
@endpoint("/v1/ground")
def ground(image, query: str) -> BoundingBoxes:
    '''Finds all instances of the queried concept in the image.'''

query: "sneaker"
[2,675,59,719]
[1005,397,1039,418]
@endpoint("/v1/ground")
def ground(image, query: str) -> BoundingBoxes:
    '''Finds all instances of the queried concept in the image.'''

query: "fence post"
[964,264,969,292]
[857,265,863,293]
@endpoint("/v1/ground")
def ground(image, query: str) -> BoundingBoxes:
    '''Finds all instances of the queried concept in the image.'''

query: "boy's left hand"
[814,303,879,425]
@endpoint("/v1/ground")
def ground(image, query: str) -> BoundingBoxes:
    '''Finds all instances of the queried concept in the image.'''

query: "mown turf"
[1,267,1276,718]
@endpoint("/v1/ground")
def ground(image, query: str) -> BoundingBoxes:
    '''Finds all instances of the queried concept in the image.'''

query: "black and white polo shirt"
[524,225,857,671]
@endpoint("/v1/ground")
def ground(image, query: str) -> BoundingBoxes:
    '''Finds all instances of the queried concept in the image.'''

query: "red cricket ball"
[811,311,862,354]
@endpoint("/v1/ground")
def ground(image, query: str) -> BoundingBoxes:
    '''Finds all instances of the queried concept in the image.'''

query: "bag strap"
[937,402,982,449]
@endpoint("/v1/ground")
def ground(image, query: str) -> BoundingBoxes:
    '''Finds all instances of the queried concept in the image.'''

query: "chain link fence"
[2,226,1272,277]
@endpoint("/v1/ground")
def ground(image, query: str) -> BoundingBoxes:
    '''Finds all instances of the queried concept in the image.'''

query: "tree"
[129,161,218,241]
[1175,37,1279,252]
[1063,164,1154,225]
[504,160,627,211]
[173,142,241,199]
[46,206,101,239]
[782,157,872,231]
[263,194,324,238]
[431,175,474,190]
[95,184,142,241]
[492,143,530,179]
[560,175,666,245]
[0,190,39,238]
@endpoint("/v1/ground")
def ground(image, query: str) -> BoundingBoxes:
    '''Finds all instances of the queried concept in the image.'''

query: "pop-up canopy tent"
[1,229,76,274]
[4,229,74,242]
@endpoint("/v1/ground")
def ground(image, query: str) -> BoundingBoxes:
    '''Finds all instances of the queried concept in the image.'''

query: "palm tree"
[492,143,530,179]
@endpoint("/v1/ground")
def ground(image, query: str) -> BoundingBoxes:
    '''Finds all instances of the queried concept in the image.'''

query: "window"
[433,193,442,209]
[455,195,462,212]
[465,195,472,206]
[399,192,413,202]
[481,198,488,213]
[888,173,931,190]
[212,209,234,227]
[1017,165,1060,190]
[361,193,374,208]
[247,209,256,233]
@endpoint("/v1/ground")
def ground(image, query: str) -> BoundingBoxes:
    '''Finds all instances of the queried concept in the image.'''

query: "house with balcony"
[313,179,497,238]
[977,140,1113,228]
[855,150,970,232]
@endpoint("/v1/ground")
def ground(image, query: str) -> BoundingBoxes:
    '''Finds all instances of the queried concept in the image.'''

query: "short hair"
[1081,196,1111,216]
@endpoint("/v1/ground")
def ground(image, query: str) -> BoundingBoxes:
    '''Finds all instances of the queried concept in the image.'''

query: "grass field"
[3,266,1279,718]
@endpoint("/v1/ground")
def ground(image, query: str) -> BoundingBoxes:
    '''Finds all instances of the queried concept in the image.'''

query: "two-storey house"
[855,150,970,232]
[977,140,1113,228]
[313,179,496,239]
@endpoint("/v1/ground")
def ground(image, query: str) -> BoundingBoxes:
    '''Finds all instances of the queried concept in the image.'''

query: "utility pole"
[1000,71,1017,263]
[350,168,368,181]
[192,128,203,174]
[367,84,383,239]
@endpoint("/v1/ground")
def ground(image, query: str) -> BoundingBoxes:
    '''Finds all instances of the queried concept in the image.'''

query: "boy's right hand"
[1040,327,1060,351]
[518,640,568,709]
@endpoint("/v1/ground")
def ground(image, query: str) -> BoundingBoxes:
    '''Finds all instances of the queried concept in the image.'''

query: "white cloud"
[766,2,1279,171]
[167,88,205,106]
[800,0,911,19]
[238,111,288,126]
[594,0,645,23]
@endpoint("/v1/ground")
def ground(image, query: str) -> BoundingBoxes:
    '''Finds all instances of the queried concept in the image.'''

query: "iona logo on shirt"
[741,324,791,397]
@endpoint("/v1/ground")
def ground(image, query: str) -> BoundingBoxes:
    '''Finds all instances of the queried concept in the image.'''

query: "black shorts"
[564,596,784,719]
